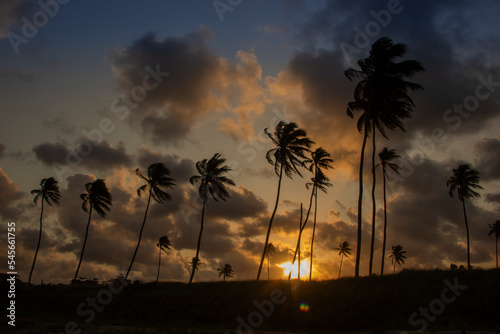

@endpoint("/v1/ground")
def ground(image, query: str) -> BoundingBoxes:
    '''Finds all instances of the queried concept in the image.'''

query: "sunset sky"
[1,0,500,284]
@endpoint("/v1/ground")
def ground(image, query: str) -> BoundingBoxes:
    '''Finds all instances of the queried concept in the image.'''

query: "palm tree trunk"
[126,190,152,279]
[355,129,369,277]
[461,198,471,269]
[156,245,161,283]
[74,206,93,281]
[369,127,377,276]
[289,187,314,280]
[298,204,302,281]
[257,164,284,280]
[189,195,206,283]
[393,261,396,274]
[309,187,318,281]
[380,168,388,276]
[338,254,344,279]
[29,199,44,284]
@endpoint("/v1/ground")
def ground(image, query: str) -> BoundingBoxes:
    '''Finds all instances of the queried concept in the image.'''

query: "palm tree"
[189,153,235,283]
[389,244,407,274]
[345,37,424,277]
[489,220,500,268]
[447,164,483,269]
[377,147,401,276]
[306,148,333,280]
[74,179,112,281]
[29,177,61,284]
[336,241,352,279]
[257,121,314,280]
[265,243,276,280]
[217,264,234,281]
[126,163,175,279]
[156,235,172,282]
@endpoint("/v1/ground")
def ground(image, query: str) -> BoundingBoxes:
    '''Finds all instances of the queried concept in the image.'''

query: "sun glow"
[278,260,310,279]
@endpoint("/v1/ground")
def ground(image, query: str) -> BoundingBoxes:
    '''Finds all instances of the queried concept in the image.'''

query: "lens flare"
[299,302,309,312]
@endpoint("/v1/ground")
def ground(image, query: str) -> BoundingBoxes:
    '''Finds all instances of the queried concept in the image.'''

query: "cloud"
[0,143,5,159]
[108,28,265,144]
[0,168,24,218]
[43,112,76,135]
[32,140,133,172]
[474,138,500,180]
[0,0,36,39]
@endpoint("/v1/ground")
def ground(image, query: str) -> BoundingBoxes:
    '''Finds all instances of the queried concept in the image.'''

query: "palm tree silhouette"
[336,241,352,279]
[377,147,401,276]
[156,235,172,282]
[389,244,407,274]
[345,37,424,277]
[488,220,500,268]
[217,264,234,281]
[29,177,61,284]
[126,163,175,279]
[306,148,333,280]
[257,121,314,280]
[447,164,483,269]
[189,153,235,283]
[74,179,112,281]
[265,243,276,280]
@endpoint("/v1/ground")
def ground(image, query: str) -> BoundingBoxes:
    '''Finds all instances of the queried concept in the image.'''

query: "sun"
[278,260,310,279]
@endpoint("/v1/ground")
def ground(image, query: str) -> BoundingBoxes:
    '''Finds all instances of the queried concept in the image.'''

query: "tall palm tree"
[336,241,352,279]
[389,244,407,274]
[265,243,276,280]
[126,163,175,279]
[29,177,61,284]
[306,148,333,280]
[156,235,172,282]
[189,153,235,283]
[217,264,234,281]
[345,37,424,277]
[489,220,500,269]
[447,164,483,269]
[257,121,314,280]
[377,147,401,276]
[74,179,112,281]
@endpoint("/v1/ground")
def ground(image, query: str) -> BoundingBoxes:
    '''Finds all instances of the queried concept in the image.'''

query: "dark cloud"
[108,27,265,143]
[474,138,500,181]
[0,0,37,38]
[0,143,5,159]
[33,140,133,171]
[43,113,76,135]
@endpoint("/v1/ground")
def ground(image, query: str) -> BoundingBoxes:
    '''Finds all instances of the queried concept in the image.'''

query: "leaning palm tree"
[336,241,352,279]
[126,163,175,279]
[447,164,483,269]
[257,121,314,280]
[29,177,61,284]
[377,147,401,276]
[345,37,424,277]
[189,153,235,283]
[389,244,407,274]
[488,221,500,268]
[489,220,500,269]
[74,179,112,281]
[217,264,234,281]
[266,243,276,280]
[156,235,172,282]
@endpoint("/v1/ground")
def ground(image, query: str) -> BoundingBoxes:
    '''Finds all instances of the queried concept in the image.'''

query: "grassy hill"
[5,269,500,333]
